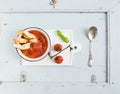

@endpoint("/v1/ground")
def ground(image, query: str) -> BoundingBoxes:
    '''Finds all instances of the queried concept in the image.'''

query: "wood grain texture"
[0,0,119,12]
[0,0,120,94]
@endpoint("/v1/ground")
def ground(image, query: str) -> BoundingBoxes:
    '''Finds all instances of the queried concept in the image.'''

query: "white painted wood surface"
[0,13,107,82]
[0,0,119,12]
[0,0,120,94]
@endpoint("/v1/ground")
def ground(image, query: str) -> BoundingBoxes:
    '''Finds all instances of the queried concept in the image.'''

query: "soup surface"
[21,30,48,58]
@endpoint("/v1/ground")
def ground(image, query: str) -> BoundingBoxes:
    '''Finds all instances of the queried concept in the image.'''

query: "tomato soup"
[21,30,48,58]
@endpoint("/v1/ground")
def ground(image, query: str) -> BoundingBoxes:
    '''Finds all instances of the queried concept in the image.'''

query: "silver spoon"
[88,26,98,67]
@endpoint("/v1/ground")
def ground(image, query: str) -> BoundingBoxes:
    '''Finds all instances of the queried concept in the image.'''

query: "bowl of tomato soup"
[16,27,51,61]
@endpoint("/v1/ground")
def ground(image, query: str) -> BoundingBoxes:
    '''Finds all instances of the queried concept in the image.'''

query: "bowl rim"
[16,27,51,62]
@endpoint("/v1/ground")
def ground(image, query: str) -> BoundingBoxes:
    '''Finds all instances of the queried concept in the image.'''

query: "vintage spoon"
[88,26,98,67]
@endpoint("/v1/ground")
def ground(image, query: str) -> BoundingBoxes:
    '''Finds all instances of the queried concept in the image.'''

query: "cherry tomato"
[55,56,63,64]
[54,44,62,52]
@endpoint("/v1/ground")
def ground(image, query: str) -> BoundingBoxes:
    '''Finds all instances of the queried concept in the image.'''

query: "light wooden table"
[0,0,120,94]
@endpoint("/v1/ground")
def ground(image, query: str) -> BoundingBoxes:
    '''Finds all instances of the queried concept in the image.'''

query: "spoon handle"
[88,42,93,67]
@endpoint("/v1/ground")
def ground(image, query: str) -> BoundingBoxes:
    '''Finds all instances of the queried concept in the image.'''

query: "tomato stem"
[48,44,71,59]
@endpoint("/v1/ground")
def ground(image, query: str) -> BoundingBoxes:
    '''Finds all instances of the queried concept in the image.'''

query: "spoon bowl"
[88,26,98,42]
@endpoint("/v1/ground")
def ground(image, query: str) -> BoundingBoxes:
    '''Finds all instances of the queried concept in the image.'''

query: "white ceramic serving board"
[22,30,81,66]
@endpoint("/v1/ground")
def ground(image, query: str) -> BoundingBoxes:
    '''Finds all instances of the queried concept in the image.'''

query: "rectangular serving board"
[22,30,80,66]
